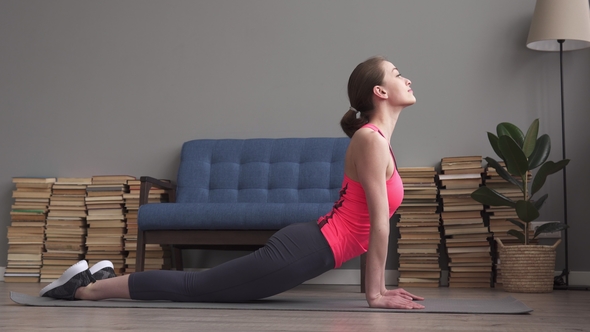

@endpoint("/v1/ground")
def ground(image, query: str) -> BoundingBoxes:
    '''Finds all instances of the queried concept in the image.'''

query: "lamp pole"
[557,39,569,287]
[526,0,590,290]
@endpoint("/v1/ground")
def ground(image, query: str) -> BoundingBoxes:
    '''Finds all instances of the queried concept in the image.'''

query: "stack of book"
[122,179,171,274]
[396,167,441,288]
[438,156,493,288]
[482,163,534,288]
[42,177,91,282]
[5,177,55,282]
[85,175,136,275]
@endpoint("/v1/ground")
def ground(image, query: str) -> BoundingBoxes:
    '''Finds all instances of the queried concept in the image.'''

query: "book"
[450,266,492,273]
[447,246,490,254]
[12,191,52,199]
[56,177,92,184]
[446,241,491,248]
[444,226,490,236]
[399,263,440,269]
[449,256,492,263]
[440,178,482,189]
[441,156,482,163]
[12,177,56,184]
[442,167,486,175]
[440,163,482,170]
[441,218,484,226]
[438,173,482,180]
[399,271,441,278]
[441,211,482,219]
[448,282,491,288]
[92,175,136,184]
[439,188,480,196]
[450,271,491,278]
[3,276,40,283]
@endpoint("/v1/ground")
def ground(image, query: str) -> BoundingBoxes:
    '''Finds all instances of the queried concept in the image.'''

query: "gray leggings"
[128,221,335,302]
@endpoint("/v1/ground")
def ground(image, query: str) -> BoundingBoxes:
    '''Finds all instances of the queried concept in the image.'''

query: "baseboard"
[558,271,590,287]
[2,266,589,286]
[178,268,400,286]
[307,269,590,287]
[183,268,405,286]
[180,268,398,285]
[306,269,590,287]
[303,269,399,285]
[304,269,450,286]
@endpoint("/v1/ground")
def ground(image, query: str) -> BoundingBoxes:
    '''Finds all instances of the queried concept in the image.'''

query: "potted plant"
[471,119,569,292]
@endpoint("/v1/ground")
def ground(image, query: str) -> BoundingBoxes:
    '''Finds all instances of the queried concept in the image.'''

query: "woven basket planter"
[497,238,561,293]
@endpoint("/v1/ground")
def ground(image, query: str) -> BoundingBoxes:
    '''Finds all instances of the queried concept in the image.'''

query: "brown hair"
[340,56,387,138]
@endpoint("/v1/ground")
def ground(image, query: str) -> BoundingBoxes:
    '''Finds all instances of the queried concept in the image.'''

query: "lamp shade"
[527,0,590,51]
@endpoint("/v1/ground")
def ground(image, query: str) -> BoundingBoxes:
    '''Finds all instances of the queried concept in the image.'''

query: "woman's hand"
[367,288,425,309]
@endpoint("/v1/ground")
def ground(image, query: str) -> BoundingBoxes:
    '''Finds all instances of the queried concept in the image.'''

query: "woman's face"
[379,61,416,107]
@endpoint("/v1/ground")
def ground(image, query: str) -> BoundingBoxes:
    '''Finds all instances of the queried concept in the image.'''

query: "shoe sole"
[89,260,114,274]
[39,260,89,297]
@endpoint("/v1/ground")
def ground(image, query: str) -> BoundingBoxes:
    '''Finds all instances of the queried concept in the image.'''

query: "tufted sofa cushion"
[138,137,349,231]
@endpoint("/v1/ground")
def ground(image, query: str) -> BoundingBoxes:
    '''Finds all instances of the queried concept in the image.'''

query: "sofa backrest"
[175,137,350,204]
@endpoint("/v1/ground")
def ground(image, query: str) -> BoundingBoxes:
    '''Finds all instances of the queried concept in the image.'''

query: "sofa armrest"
[139,176,177,205]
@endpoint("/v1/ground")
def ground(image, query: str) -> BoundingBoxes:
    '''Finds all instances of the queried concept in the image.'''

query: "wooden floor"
[2,282,589,331]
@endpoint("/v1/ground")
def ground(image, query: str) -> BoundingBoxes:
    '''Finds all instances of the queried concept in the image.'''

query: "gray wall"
[1,1,589,273]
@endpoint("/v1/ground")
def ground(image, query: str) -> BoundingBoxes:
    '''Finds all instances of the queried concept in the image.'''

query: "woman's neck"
[367,105,402,141]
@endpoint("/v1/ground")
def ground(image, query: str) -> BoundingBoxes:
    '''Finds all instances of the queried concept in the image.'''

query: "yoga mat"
[10,292,532,314]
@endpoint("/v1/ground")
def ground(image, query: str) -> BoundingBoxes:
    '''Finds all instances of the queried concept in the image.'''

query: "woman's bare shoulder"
[351,127,388,150]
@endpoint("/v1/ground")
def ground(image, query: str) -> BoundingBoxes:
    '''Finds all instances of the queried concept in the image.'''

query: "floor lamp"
[526,0,590,289]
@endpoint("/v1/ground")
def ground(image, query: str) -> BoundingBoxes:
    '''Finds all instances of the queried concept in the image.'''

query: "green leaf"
[522,119,539,158]
[498,135,529,179]
[471,186,516,207]
[515,200,540,223]
[531,159,570,196]
[487,132,503,160]
[497,122,524,147]
[507,229,525,244]
[484,157,523,191]
[507,218,525,231]
[533,222,569,239]
[528,134,551,170]
[533,193,548,211]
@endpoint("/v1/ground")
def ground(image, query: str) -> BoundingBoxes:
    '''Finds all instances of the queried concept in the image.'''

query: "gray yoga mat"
[10,292,532,314]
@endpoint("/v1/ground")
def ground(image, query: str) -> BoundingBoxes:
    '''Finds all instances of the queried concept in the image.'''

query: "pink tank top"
[318,124,404,268]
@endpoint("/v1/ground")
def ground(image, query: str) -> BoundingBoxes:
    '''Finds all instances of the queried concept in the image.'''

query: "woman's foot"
[89,260,116,280]
[39,260,95,300]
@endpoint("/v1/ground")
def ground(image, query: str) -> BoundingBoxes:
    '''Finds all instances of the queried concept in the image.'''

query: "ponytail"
[340,107,368,138]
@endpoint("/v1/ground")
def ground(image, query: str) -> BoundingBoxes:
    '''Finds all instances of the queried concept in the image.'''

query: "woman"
[40,56,424,310]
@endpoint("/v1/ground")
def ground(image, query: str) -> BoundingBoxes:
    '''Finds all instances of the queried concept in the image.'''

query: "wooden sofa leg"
[360,253,366,293]
[135,230,146,272]
[173,246,184,271]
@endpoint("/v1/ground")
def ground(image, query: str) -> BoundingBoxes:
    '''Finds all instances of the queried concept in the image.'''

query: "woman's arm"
[352,130,424,309]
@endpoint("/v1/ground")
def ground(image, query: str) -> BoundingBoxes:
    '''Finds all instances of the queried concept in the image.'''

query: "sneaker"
[89,260,116,280]
[39,260,95,300]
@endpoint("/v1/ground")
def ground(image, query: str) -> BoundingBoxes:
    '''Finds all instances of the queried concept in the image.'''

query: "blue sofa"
[135,137,369,290]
